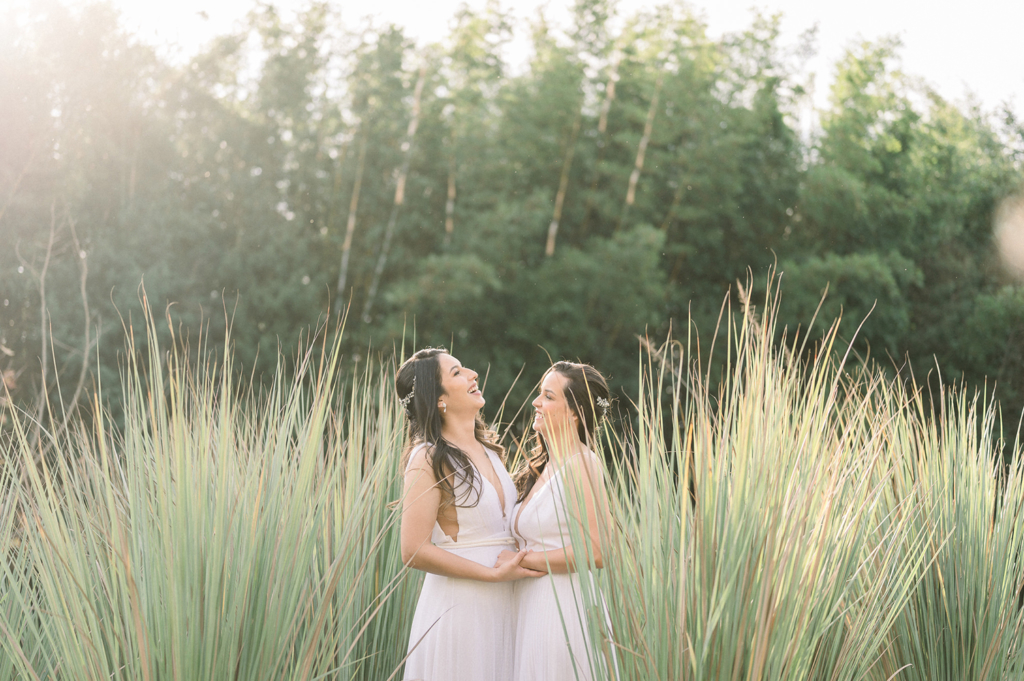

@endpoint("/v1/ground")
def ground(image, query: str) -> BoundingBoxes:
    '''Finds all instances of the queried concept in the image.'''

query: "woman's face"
[436,353,485,417]
[532,370,578,443]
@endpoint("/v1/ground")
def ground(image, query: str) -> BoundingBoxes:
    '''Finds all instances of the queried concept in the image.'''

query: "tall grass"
[875,381,1024,680]
[588,288,1024,679]
[0,300,417,680]
[3,287,1024,679]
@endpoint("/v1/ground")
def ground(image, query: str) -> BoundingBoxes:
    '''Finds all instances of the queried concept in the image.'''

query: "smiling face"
[436,353,485,418]
[531,370,580,446]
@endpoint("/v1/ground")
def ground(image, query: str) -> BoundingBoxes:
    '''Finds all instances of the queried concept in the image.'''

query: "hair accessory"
[595,396,611,420]
[399,377,416,415]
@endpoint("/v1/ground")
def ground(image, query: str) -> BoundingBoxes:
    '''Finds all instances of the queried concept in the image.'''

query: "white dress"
[403,443,518,681]
[511,449,616,681]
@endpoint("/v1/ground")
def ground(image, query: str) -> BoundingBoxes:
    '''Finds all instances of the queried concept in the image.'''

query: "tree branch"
[56,215,96,440]
[26,202,58,452]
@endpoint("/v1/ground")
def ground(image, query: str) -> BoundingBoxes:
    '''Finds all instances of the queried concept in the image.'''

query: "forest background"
[3,0,1024,427]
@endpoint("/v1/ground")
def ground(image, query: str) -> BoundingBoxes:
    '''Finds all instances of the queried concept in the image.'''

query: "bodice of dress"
[407,442,516,548]
[512,449,601,553]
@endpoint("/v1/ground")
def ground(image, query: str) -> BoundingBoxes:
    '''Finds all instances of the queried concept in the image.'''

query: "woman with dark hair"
[397,348,541,681]
[507,361,616,681]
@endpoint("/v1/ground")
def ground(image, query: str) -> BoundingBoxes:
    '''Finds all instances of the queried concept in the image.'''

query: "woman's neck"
[441,415,480,453]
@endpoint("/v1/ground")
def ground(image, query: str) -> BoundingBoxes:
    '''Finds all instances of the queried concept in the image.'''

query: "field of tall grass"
[3,288,1024,680]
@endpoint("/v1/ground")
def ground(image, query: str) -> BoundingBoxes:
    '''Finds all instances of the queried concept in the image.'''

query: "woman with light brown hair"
[506,361,616,680]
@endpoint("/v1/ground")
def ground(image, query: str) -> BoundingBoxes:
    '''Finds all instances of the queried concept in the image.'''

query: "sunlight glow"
[49,0,1023,115]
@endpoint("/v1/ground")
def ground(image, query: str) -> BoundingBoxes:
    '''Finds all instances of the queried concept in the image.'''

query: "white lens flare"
[996,193,1024,280]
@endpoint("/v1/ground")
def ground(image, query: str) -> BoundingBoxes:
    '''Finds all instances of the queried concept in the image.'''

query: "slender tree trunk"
[57,216,96,439]
[128,136,138,206]
[617,72,663,231]
[362,65,428,324]
[324,141,347,238]
[0,148,37,225]
[579,53,620,237]
[444,148,457,246]
[24,202,57,453]
[335,136,367,313]
[659,173,687,233]
[596,59,618,136]
[545,104,583,257]
[659,127,698,233]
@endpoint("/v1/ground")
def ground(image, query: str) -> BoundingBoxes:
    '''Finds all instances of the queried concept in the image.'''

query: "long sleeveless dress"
[511,449,616,681]
[403,443,518,681]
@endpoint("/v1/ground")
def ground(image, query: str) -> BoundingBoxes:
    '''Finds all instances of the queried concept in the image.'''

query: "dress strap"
[404,442,433,474]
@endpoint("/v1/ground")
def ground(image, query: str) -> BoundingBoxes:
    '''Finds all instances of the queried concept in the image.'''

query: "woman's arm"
[517,452,613,574]
[401,449,542,582]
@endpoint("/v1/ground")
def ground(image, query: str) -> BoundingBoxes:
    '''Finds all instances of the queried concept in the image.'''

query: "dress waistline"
[433,534,517,549]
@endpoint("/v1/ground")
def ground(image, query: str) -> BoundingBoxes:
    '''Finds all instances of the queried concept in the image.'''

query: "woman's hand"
[493,549,520,568]
[491,550,545,581]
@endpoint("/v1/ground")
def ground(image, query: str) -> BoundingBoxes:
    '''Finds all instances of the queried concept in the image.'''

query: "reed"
[0,298,416,680]
[571,287,1024,680]
[3,285,1024,679]
[872,380,1024,680]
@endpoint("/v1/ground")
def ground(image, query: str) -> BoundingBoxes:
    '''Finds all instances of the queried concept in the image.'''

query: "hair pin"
[399,376,416,414]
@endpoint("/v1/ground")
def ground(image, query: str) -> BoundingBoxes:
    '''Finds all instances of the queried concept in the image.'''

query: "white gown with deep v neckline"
[403,443,518,681]
[511,449,616,681]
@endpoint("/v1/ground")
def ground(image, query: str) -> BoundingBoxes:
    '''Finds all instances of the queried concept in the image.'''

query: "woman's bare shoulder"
[562,449,606,485]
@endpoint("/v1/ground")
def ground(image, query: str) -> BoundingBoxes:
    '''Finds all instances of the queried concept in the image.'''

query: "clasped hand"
[491,549,545,581]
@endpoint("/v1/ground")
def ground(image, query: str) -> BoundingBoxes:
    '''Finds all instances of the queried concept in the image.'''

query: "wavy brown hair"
[514,361,610,503]
[396,348,505,509]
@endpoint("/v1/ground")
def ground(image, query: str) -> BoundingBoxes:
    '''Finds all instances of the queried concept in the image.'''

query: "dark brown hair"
[396,348,505,508]
[514,361,611,503]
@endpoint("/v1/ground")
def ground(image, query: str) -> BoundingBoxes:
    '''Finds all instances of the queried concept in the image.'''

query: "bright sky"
[39,0,1024,116]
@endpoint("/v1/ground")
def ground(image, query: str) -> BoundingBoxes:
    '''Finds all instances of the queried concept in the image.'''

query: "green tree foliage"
[783,38,1024,413]
[1,0,1023,423]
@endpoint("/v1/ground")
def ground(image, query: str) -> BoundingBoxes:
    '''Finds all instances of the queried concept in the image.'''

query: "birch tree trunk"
[579,53,620,236]
[0,148,37,225]
[362,65,427,324]
[618,72,663,231]
[659,170,688,233]
[334,136,367,313]
[444,145,456,245]
[596,60,618,136]
[57,216,97,439]
[545,105,583,257]
[21,201,57,453]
